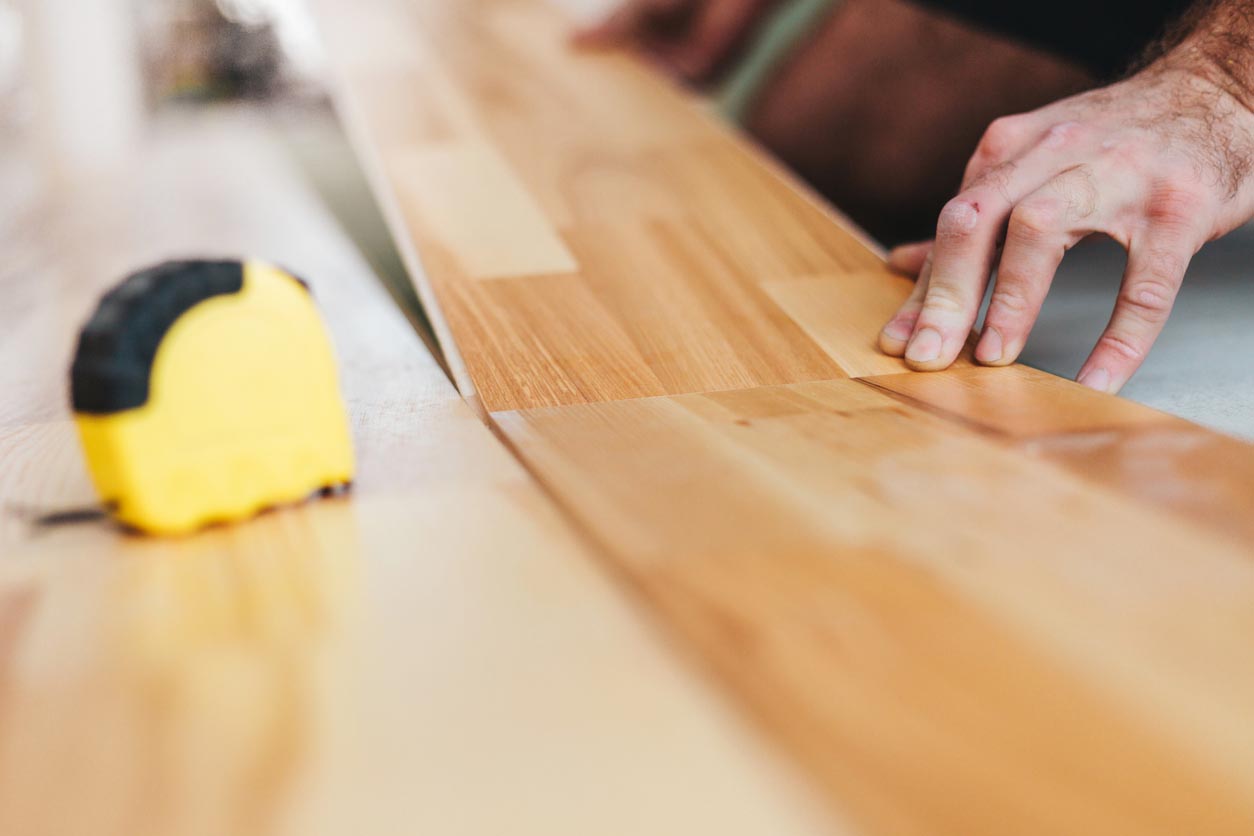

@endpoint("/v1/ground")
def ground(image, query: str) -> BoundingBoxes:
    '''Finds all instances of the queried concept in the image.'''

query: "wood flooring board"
[1022,421,1254,550]
[438,0,722,152]
[435,271,671,409]
[315,0,899,411]
[762,273,917,378]
[655,143,887,278]
[860,365,1254,548]
[862,365,1173,436]
[391,144,578,280]
[494,380,1254,834]
[0,110,842,836]
[566,222,848,389]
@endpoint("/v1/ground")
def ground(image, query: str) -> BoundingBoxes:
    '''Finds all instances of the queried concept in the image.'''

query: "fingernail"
[881,319,913,342]
[1079,367,1111,392]
[905,328,943,363]
[976,326,1003,364]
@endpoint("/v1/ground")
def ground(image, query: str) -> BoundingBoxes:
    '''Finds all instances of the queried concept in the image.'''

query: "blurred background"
[2,0,1251,438]
[3,0,321,169]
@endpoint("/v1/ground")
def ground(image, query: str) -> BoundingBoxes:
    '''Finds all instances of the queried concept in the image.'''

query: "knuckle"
[1096,331,1147,363]
[988,285,1035,319]
[1099,137,1151,170]
[1147,182,1205,229]
[1041,120,1085,150]
[936,197,982,242]
[1122,263,1182,321]
[1118,286,1173,323]
[1009,199,1063,241]
[977,116,1027,161]
[922,282,968,316]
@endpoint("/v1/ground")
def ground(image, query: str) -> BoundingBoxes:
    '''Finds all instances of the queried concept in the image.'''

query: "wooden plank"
[417,218,856,410]
[862,364,1171,437]
[761,272,921,378]
[0,109,841,835]
[313,0,886,411]
[862,365,1254,548]
[391,143,578,280]
[495,380,1254,836]
[1021,421,1254,550]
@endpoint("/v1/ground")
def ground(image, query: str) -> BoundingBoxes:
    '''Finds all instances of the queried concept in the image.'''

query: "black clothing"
[914,0,1196,78]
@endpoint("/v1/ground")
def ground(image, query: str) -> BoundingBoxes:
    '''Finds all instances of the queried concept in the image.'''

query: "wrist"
[1130,52,1254,212]
[1154,13,1254,117]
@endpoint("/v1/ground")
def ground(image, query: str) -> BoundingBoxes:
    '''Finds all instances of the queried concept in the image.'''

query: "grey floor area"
[1017,228,1254,441]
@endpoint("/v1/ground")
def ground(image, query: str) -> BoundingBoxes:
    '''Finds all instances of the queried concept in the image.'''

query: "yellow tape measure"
[71,259,355,535]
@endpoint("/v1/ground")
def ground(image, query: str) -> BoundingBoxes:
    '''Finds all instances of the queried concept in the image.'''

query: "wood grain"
[761,272,922,378]
[0,109,839,835]
[862,363,1170,437]
[315,0,887,411]
[862,364,1254,547]
[1021,421,1254,550]
[316,0,1254,832]
[495,380,1254,835]
[392,143,578,279]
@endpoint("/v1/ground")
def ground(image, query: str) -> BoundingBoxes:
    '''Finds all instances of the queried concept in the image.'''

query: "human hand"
[574,0,780,83]
[879,64,1254,392]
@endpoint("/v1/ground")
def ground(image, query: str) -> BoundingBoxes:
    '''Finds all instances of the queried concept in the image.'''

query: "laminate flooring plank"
[314,0,891,411]
[863,365,1254,548]
[762,273,924,378]
[391,143,578,280]
[494,380,1254,836]
[862,364,1172,437]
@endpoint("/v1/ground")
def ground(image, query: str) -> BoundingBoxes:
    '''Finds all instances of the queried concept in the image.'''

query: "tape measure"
[70,259,355,535]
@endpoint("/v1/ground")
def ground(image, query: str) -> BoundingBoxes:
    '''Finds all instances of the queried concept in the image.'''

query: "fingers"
[976,164,1107,365]
[961,114,1044,189]
[1077,234,1195,392]
[879,249,932,356]
[887,240,932,277]
[903,146,1071,371]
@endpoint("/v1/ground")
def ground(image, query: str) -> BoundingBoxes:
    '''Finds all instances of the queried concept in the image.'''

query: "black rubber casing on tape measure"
[71,260,245,415]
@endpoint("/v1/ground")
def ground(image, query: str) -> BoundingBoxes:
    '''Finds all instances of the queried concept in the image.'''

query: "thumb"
[887,240,933,278]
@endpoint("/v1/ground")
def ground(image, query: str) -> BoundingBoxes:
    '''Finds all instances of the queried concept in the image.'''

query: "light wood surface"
[316,0,884,412]
[316,0,1254,833]
[864,364,1254,544]
[495,380,1254,834]
[0,109,839,835]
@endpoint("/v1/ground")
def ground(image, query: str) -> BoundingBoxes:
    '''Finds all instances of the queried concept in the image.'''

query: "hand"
[879,64,1254,392]
[574,0,779,84]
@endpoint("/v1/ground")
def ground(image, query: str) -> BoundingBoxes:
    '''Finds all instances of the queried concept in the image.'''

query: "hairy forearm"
[1150,1,1254,109]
